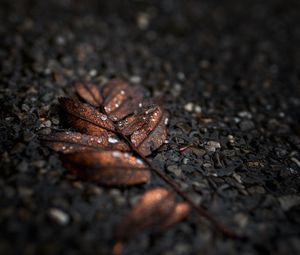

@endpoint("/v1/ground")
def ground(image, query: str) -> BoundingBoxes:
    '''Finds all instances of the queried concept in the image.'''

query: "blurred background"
[0,0,299,255]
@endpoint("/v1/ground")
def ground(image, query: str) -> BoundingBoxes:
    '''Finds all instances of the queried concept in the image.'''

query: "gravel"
[0,0,300,255]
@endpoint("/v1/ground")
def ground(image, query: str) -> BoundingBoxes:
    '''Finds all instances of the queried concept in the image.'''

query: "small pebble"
[17,161,28,172]
[89,69,97,77]
[52,118,60,125]
[137,12,150,30]
[167,165,182,177]
[238,111,252,119]
[228,135,235,144]
[21,104,30,112]
[203,163,212,168]
[205,141,221,152]
[278,195,300,211]
[44,120,52,128]
[183,158,189,164]
[239,120,255,131]
[32,160,46,168]
[130,76,141,83]
[49,208,70,225]
[184,102,194,112]
[55,35,66,45]
[177,72,185,80]
[290,157,300,167]
[234,213,248,228]
[194,105,202,113]
[171,83,182,97]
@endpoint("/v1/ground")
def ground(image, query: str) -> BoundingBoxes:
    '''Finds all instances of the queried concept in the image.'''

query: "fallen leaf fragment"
[40,131,130,153]
[59,97,115,132]
[66,115,110,137]
[118,187,190,234]
[161,202,190,228]
[62,151,151,186]
[42,80,170,187]
[63,80,168,156]
[118,105,168,156]
[102,79,145,121]
[115,187,175,239]
[113,187,190,254]
[74,81,103,107]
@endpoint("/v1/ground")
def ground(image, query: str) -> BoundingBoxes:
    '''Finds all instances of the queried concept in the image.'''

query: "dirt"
[0,0,300,254]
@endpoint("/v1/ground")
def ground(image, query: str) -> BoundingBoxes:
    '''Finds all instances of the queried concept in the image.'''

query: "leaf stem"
[115,127,243,239]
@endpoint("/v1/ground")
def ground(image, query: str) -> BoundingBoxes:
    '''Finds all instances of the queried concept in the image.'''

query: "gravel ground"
[1,0,300,254]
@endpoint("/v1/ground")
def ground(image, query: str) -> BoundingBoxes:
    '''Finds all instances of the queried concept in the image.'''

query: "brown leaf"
[46,80,169,184]
[67,79,168,156]
[59,97,115,132]
[67,115,110,137]
[102,79,145,121]
[118,105,168,156]
[40,131,130,153]
[74,81,103,107]
[116,188,176,239]
[113,188,190,254]
[161,202,190,229]
[62,151,151,186]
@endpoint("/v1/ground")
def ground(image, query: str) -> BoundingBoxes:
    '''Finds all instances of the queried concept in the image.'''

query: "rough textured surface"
[0,0,300,254]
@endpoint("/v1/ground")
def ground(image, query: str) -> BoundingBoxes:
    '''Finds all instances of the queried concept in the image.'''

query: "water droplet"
[136,159,144,165]
[164,118,169,125]
[101,115,107,121]
[108,137,119,144]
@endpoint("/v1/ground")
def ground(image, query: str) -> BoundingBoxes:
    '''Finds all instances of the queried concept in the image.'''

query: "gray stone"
[49,208,70,225]
[205,141,221,152]
[167,165,182,177]
[278,195,300,211]
[239,120,255,131]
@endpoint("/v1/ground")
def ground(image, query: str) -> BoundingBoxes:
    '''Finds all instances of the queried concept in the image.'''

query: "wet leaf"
[66,115,110,137]
[62,151,151,186]
[40,131,130,153]
[118,105,168,156]
[65,79,168,156]
[74,81,103,107]
[59,97,115,132]
[102,79,145,121]
[44,79,168,185]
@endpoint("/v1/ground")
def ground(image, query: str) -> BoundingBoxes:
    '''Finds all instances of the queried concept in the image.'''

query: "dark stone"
[0,1,299,255]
